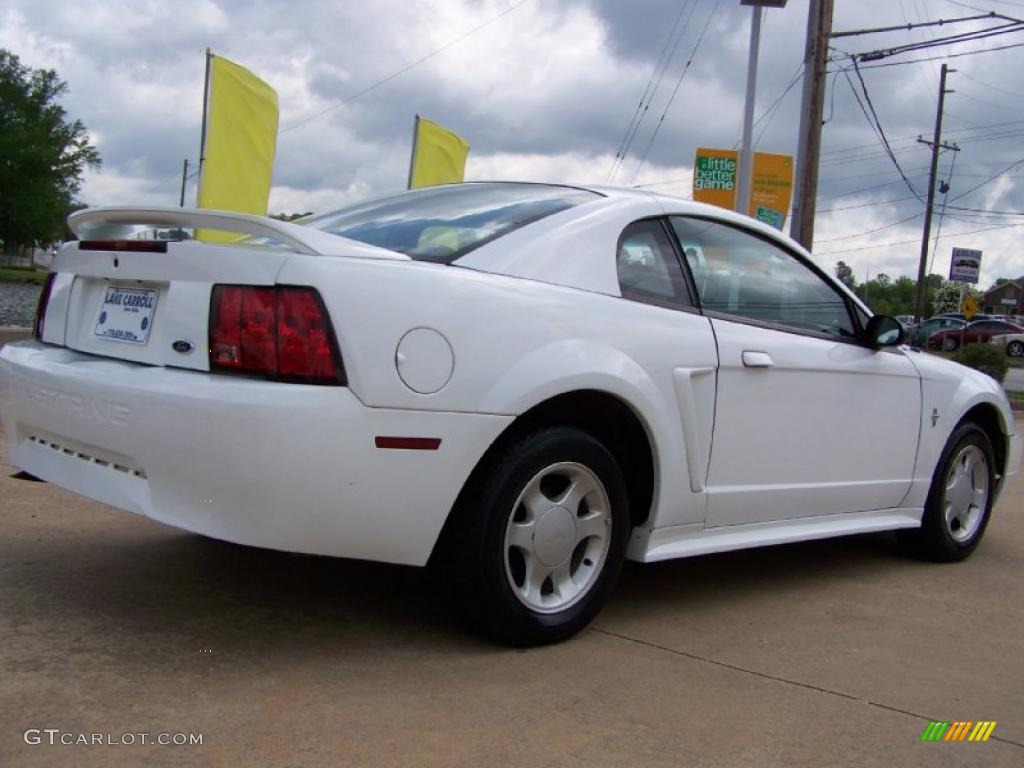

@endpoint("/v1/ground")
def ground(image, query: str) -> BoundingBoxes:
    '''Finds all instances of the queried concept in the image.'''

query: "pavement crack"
[590,627,1024,750]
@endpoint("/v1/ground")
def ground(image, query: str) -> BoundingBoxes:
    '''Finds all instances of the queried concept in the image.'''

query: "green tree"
[834,260,855,289]
[930,280,982,315]
[0,49,100,255]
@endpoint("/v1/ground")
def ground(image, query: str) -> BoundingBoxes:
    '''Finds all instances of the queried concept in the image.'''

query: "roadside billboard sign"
[692,148,793,229]
[949,247,982,284]
[748,151,793,229]
[693,148,738,211]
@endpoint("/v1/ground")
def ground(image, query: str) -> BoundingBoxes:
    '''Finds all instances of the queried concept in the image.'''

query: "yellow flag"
[408,115,470,189]
[196,54,279,241]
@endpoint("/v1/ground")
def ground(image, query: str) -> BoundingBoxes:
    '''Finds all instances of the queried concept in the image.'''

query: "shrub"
[951,343,1009,383]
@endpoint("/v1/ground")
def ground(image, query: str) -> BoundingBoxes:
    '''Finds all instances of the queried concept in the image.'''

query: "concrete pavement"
[1004,365,1024,392]
[1,421,1022,767]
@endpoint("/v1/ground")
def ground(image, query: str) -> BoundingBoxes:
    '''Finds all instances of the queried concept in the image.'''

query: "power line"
[947,204,1024,214]
[842,60,925,200]
[814,210,924,244]
[607,1,694,184]
[730,62,804,149]
[817,175,930,200]
[947,151,1024,202]
[278,0,532,136]
[629,0,721,184]
[816,220,1024,256]
[928,148,957,273]
[819,118,1024,158]
[828,40,1024,71]
[817,194,921,212]
[753,66,805,146]
[957,70,1024,99]
[849,18,1024,62]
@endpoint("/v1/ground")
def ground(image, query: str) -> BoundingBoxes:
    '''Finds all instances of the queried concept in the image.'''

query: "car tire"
[942,336,960,352]
[444,426,630,646]
[901,423,995,562]
[1008,340,1024,358]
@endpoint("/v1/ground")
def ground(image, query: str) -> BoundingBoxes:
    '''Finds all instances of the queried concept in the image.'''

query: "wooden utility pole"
[789,0,834,250]
[179,158,189,207]
[912,64,956,324]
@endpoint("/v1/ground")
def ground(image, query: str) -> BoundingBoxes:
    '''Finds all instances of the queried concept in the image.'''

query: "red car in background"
[927,319,1024,351]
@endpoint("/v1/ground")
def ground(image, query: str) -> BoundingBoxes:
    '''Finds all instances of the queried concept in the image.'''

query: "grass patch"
[0,266,48,284]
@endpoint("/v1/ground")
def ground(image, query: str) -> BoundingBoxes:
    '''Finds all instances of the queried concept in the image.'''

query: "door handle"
[742,351,775,368]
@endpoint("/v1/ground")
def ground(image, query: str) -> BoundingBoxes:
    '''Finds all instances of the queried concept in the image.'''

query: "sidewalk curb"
[0,327,32,347]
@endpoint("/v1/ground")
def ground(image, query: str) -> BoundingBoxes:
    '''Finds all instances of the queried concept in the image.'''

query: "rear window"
[301,182,600,263]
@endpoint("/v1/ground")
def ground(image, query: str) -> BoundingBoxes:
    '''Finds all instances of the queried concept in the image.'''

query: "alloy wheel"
[503,462,612,614]
[943,444,989,543]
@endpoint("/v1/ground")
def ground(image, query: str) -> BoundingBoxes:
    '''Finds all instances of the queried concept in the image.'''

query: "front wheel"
[1008,339,1024,358]
[446,426,630,646]
[943,336,960,352]
[901,423,995,562]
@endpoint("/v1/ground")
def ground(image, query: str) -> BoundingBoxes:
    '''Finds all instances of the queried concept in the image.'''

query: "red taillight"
[33,273,57,340]
[209,285,344,384]
[277,287,338,380]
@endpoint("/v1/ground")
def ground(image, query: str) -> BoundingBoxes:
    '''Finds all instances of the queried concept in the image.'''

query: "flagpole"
[197,48,213,205]
[406,114,420,190]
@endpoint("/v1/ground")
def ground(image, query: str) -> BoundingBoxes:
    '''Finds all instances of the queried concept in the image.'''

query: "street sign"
[962,296,980,320]
[949,247,982,284]
[692,148,793,229]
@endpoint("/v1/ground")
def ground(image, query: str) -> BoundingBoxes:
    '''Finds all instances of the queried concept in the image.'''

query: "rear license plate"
[94,286,159,344]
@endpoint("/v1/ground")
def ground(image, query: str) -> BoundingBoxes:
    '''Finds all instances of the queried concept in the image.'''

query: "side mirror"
[863,315,905,348]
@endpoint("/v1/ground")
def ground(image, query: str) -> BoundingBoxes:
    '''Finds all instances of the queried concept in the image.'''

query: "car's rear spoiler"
[67,206,410,260]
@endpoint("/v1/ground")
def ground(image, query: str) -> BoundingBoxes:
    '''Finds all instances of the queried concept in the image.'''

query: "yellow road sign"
[962,296,980,320]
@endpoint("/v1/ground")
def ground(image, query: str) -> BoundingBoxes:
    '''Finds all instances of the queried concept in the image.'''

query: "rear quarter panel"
[276,256,719,529]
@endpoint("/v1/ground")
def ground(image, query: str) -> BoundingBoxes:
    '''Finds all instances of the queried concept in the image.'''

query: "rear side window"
[670,216,856,339]
[301,183,600,263]
[616,220,690,306]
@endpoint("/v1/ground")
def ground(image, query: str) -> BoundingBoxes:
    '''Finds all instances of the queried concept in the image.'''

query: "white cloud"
[4,0,1024,285]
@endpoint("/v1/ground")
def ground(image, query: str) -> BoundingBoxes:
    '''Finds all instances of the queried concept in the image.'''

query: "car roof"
[456,182,861,308]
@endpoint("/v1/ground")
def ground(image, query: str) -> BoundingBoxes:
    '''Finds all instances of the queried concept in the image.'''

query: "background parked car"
[990,330,1024,358]
[927,319,1024,351]
[908,316,966,347]
[932,312,993,322]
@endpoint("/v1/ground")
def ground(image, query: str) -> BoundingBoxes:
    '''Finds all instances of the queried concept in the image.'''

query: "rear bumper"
[0,341,511,565]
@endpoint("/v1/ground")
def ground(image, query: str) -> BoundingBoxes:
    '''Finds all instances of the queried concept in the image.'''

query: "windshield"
[301,182,601,263]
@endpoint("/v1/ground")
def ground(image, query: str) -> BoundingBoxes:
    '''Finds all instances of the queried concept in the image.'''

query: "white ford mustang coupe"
[1,182,1020,645]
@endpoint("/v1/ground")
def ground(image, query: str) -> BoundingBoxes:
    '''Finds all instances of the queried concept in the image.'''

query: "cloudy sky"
[4,0,1024,287]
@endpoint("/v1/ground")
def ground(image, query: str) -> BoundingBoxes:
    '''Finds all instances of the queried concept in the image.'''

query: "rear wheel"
[942,336,960,352]
[446,426,630,646]
[902,423,995,562]
[1008,340,1024,358]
